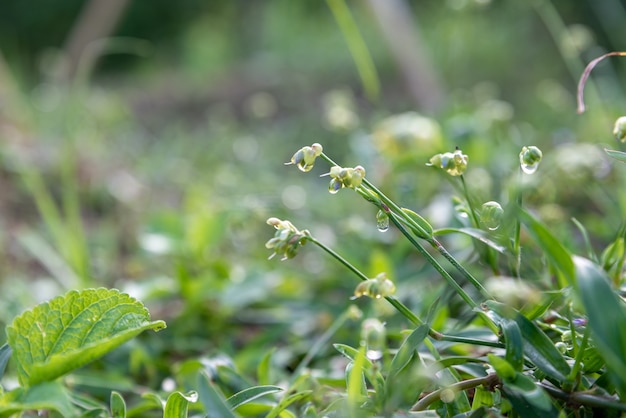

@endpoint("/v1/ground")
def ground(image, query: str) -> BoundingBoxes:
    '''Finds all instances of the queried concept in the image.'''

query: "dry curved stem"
[412,373,500,411]
[577,51,626,114]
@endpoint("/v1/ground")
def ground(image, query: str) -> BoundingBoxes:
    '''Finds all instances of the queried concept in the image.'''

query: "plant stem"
[412,373,500,411]
[307,235,501,345]
[307,235,422,326]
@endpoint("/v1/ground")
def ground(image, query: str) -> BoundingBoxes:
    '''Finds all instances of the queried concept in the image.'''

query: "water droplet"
[297,161,314,172]
[521,162,539,174]
[329,178,341,194]
[366,349,383,361]
[376,209,389,232]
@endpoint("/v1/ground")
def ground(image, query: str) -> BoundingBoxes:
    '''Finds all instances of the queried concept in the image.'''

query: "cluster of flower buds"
[353,272,396,299]
[285,143,323,172]
[326,165,366,194]
[427,148,468,176]
[265,217,310,260]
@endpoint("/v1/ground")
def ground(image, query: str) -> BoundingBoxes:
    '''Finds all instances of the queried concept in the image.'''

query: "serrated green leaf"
[227,385,283,410]
[574,256,626,398]
[518,209,574,286]
[5,288,166,386]
[434,228,506,254]
[501,320,523,372]
[197,371,236,418]
[388,325,428,376]
[163,390,198,418]
[485,301,570,382]
[111,391,126,418]
[0,381,76,418]
[605,148,626,164]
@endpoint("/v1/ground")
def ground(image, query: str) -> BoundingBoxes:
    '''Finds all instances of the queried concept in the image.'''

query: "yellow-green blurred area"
[0,0,626,385]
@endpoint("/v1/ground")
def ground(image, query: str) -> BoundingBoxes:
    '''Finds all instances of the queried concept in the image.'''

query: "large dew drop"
[376,209,389,232]
[520,162,539,174]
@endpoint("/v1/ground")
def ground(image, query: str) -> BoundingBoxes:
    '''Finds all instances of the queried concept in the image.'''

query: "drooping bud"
[427,149,468,176]
[353,273,396,299]
[323,164,367,193]
[613,116,626,143]
[265,217,310,260]
[519,146,542,174]
[286,143,323,172]
[480,201,504,231]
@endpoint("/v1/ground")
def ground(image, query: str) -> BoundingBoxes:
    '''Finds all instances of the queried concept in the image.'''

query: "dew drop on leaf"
[376,209,389,232]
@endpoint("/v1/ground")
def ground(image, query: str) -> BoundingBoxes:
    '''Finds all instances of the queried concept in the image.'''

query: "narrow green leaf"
[401,207,434,239]
[501,372,558,418]
[434,228,507,253]
[333,343,375,371]
[487,354,516,380]
[0,381,76,418]
[5,288,166,386]
[197,371,236,418]
[574,256,626,398]
[485,301,570,382]
[388,325,429,376]
[501,320,524,372]
[346,346,367,418]
[163,391,198,418]
[605,148,626,164]
[265,391,312,418]
[226,385,283,410]
[518,209,574,285]
[110,391,127,418]
[257,348,274,386]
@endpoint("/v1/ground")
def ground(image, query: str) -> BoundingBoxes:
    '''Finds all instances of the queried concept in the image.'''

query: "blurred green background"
[1,0,626,393]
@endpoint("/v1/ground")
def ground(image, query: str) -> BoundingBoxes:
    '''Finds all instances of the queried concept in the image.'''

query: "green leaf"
[333,343,375,371]
[501,372,558,418]
[401,207,434,239]
[197,371,236,418]
[110,391,127,418]
[5,288,166,386]
[434,228,506,254]
[388,325,429,376]
[227,385,283,410]
[518,209,574,286]
[487,354,516,380]
[574,256,626,398]
[485,301,570,382]
[257,348,275,386]
[346,346,368,418]
[501,320,524,372]
[0,381,76,418]
[605,148,626,164]
[265,391,312,418]
[163,391,198,418]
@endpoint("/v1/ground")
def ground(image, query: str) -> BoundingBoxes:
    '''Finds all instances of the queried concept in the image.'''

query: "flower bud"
[427,149,468,176]
[324,164,367,193]
[519,146,542,174]
[353,273,396,299]
[286,143,323,172]
[265,217,310,260]
[613,116,626,143]
[480,201,504,231]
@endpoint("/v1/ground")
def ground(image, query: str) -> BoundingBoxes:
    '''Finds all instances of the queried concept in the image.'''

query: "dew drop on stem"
[376,209,389,232]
